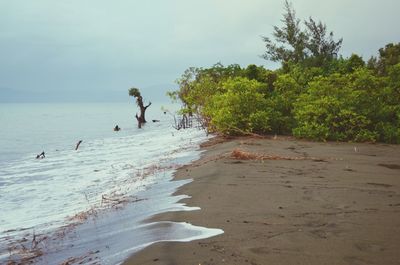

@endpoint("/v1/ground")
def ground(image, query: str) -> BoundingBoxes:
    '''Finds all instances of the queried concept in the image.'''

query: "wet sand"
[124,137,400,265]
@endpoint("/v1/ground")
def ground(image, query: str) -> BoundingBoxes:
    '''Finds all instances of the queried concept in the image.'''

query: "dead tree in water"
[129,87,152,128]
[75,140,83,150]
[175,114,191,130]
[163,108,207,131]
[173,114,207,131]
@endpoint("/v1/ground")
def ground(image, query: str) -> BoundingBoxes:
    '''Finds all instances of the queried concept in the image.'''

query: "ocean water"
[0,103,222,264]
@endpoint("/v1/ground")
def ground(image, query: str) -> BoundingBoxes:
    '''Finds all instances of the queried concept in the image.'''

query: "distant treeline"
[169,1,400,143]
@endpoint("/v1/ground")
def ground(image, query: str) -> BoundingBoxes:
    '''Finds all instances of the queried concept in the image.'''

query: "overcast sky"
[1,0,399,102]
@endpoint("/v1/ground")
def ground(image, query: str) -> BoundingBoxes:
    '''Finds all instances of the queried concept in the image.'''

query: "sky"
[0,0,399,102]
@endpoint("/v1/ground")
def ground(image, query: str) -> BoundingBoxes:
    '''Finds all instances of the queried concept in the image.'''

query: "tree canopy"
[262,1,342,69]
[168,1,400,144]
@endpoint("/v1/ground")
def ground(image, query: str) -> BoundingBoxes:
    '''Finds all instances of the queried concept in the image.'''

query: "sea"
[0,102,223,264]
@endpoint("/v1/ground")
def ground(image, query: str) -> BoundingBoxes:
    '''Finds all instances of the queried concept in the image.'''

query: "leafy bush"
[293,74,377,142]
[376,122,400,144]
[203,77,271,135]
[169,44,400,144]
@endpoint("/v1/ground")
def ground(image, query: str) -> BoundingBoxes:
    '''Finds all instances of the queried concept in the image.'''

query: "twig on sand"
[231,148,327,162]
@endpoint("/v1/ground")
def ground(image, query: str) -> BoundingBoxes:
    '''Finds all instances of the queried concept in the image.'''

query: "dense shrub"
[203,77,271,135]
[170,44,400,144]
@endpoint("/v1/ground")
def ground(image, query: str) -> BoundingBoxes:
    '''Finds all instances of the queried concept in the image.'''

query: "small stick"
[75,140,82,150]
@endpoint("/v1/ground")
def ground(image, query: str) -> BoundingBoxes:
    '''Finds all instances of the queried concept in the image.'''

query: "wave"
[0,124,222,264]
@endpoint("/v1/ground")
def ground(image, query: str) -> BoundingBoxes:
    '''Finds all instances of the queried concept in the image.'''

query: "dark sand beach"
[124,137,400,265]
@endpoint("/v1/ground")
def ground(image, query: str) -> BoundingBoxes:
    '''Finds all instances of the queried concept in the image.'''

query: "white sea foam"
[0,103,223,264]
[1,125,205,232]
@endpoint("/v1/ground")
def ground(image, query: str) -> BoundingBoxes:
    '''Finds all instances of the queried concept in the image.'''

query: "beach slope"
[125,137,400,265]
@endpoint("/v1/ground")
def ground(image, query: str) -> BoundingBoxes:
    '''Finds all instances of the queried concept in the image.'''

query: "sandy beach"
[124,137,400,265]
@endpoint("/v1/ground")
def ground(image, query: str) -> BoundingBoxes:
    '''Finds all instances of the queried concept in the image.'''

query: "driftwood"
[231,148,327,162]
[36,151,45,159]
[75,140,82,150]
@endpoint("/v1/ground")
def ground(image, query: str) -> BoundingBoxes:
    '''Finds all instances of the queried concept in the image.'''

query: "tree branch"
[144,101,152,110]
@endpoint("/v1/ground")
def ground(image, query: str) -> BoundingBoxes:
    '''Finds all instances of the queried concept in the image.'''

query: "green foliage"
[172,63,246,115]
[293,74,374,141]
[167,9,398,144]
[262,1,342,68]
[346,54,365,72]
[203,77,271,135]
[268,73,303,134]
[388,63,400,91]
[262,1,307,65]
[303,17,343,68]
[292,69,399,143]
[244,64,267,82]
[376,43,400,75]
[376,122,400,144]
[129,87,144,107]
[128,87,141,98]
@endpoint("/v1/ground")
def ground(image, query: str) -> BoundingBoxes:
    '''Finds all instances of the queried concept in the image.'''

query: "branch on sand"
[231,149,327,162]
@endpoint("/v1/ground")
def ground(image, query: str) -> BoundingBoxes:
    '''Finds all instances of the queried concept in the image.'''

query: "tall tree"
[129,87,151,128]
[262,1,342,68]
[304,17,342,67]
[261,0,307,66]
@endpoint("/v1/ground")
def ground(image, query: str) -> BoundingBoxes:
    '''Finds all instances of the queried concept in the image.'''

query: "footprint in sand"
[354,242,385,253]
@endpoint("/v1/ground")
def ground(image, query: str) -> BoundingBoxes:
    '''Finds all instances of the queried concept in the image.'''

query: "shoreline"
[124,136,400,265]
[0,128,212,265]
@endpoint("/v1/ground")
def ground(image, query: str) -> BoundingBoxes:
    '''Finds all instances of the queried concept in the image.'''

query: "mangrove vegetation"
[169,1,400,143]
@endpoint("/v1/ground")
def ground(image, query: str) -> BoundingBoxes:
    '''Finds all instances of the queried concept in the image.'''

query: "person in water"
[36,151,45,159]
[114,125,121,131]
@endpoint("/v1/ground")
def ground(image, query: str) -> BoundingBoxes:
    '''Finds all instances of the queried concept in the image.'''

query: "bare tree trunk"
[135,114,142,128]
[139,102,152,123]
[135,95,151,128]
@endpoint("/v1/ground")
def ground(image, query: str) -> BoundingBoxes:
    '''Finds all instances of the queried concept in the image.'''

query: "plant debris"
[231,148,326,162]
